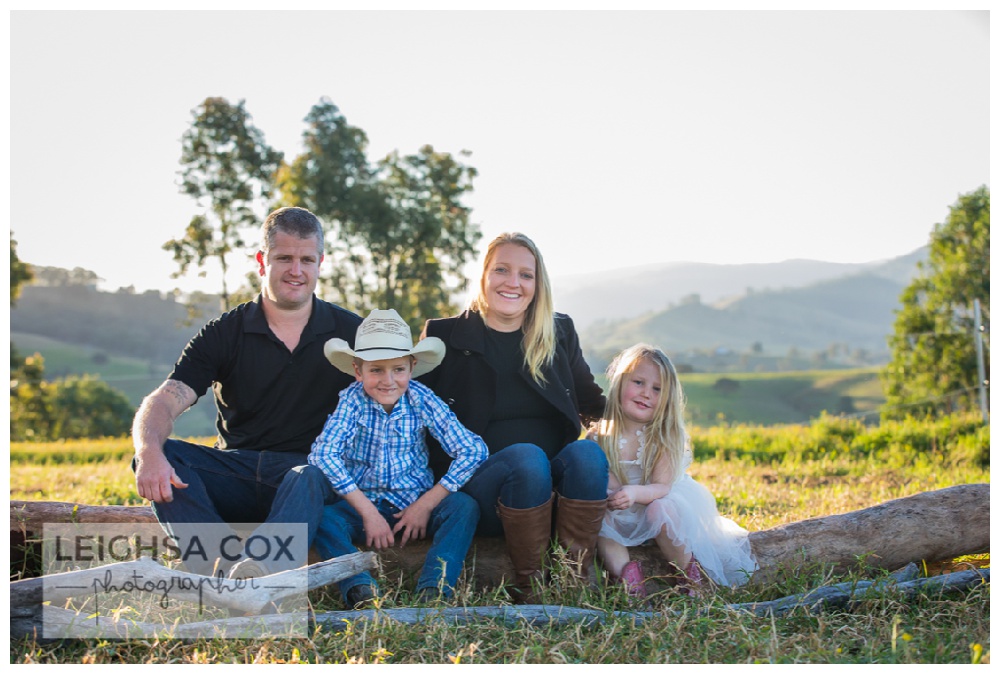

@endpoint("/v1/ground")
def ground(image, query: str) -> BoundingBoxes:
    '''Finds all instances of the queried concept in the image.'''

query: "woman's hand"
[607,485,638,511]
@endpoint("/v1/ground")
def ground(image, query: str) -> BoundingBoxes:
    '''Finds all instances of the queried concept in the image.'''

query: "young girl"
[592,344,757,597]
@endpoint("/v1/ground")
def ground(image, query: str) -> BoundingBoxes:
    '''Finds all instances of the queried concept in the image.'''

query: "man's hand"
[132,379,196,502]
[135,450,188,503]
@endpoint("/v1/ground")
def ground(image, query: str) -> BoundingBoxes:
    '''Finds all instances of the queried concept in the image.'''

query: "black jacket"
[418,309,606,479]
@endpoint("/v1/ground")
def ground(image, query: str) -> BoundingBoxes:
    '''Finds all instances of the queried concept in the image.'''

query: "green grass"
[9,416,990,663]
[12,331,162,383]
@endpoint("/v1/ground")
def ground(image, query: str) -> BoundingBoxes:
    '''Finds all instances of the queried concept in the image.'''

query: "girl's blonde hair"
[469,232,556,385]
[596,344,687,487]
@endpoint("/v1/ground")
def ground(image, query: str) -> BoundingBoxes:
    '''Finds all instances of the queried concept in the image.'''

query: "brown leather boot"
[553,493,608,586]
[497,495,554,604]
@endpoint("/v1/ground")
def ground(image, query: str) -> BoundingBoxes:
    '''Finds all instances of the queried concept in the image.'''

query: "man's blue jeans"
[462,439,609,536]
[143,439,335,575]
[313,491,480,599]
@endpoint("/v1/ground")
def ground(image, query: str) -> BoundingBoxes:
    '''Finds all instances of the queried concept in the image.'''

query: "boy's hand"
[362,511,396,549]
[392,484,449,547]
[393,500,433,546]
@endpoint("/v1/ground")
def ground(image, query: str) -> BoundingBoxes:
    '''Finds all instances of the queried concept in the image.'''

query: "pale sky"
[9,9,990,297]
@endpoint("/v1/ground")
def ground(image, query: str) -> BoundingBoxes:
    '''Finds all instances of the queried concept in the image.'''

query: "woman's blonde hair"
[596,344,687,487]
[469,232,556,385]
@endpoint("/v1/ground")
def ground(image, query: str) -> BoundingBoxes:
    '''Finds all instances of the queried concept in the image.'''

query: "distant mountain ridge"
[553,248,928,328]
[575,247,928,367]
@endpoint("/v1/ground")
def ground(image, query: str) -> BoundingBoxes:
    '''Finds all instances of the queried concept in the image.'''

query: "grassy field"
[679,368,885,425]
[9,415,989,664]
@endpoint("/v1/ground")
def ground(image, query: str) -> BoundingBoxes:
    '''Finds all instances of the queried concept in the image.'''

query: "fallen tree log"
[746,482,990,581]
[10,483,989,587]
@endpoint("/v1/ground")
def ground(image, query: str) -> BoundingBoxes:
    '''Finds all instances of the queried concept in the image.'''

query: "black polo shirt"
[169,295,362,453]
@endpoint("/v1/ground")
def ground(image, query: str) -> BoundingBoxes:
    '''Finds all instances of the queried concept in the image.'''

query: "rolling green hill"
[591,367,885,426]
[12,331,217,438]
[677,368,885,425]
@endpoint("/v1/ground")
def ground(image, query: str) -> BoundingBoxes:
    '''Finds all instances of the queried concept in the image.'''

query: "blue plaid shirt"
[308,380,488,510]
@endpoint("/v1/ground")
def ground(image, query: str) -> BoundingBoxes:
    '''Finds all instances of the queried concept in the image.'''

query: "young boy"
[308,309,488,607]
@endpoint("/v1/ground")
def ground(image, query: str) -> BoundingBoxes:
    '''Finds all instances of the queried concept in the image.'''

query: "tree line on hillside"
[11,283,218,365]
[10,237,135,441]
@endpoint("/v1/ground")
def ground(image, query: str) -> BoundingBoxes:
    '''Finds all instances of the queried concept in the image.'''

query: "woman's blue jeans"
[462,439,609,537]
[312,491,480,598]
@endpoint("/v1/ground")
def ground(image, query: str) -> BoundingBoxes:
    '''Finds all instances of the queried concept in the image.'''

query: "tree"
[10,367,133,441]
[46,376,134,440]
[883,186,990,418]
[28,266,99,288]
[359,146,481,327]
[10,233,32,304]
[165,97,283,311]
[9,235,48,440]
[275,98,371,228]
[278,98,481,335]
[10,351,52,441]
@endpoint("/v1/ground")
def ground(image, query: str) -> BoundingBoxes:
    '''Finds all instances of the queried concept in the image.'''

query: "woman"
[419,232,608,603]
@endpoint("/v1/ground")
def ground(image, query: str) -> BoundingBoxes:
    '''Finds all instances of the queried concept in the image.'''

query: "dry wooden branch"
[307,566,991,630]
[10,552,376,614]
[728,566,990,618]
[12,605,314,640]
[10,566,988,640]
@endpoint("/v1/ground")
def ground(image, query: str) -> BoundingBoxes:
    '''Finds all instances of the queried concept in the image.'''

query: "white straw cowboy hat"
[324,309,446,378]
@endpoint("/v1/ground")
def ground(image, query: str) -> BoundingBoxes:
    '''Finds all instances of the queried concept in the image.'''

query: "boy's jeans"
[313,491,480,598]
[143,439,335,575]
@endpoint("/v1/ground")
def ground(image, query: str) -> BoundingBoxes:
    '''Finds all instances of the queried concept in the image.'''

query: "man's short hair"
[261,207,325,256]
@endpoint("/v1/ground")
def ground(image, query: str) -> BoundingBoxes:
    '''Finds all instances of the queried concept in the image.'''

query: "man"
[132,206,362,577]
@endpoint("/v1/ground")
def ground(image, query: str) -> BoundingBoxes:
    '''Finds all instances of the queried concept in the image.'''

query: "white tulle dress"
[600,440,758,587]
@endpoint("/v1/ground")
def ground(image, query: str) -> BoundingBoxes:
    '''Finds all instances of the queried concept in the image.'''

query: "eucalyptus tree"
[278,98,480,335]
[165,97,282,311]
